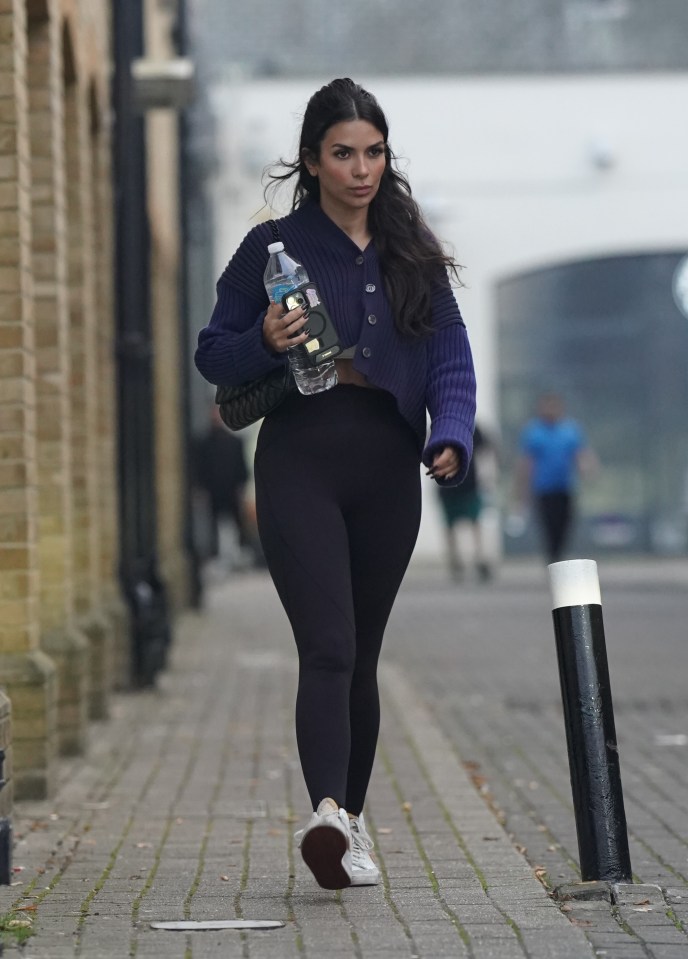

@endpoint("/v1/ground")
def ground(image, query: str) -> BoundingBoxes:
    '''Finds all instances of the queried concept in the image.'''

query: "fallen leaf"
[135,842,152,849]
[634,898,651,906]
[220,875,230,882]
[632,905,652,912]
[377,828,393,835]
[401,802,412,812]
[515,844,527,855]
[16,905,37,913]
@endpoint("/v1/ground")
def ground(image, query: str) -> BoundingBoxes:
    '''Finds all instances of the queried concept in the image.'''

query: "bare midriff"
[334,358,379,389]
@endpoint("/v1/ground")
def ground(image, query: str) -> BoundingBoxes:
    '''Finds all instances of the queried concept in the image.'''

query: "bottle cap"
[267,242,284,254]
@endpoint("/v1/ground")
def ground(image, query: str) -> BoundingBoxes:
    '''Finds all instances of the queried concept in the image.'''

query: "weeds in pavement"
[0,910,35,945]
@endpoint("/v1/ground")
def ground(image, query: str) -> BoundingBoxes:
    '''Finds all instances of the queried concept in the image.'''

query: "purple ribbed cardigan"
[194,199,476,485]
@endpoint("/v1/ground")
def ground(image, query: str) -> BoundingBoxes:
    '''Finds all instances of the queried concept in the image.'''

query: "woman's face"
[305,119,387,217]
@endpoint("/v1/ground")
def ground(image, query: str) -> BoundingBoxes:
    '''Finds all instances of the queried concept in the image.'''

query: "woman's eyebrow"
[330,140,385,150]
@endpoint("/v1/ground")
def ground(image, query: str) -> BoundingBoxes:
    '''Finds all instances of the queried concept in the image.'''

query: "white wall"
[208,73,688,561]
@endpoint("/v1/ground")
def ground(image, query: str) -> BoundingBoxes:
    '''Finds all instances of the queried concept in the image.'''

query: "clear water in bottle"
[263,241,337,396]
[285,343,338,395]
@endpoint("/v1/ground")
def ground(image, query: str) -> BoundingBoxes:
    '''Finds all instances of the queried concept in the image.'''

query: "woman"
[195,78,476,891]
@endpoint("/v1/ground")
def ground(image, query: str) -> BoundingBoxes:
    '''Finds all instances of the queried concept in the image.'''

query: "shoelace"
[350,821,374,867]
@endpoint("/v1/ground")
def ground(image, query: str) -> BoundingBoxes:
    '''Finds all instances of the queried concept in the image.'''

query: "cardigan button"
[362,347,372,358]
[365,283,376,293]
[367,314,377,325]
[355,255,364,265]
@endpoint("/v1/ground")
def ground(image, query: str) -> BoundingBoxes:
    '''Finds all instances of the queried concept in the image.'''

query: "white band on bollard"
[548,559,602,610]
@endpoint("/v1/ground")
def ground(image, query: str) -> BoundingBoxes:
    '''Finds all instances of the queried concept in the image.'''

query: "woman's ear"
[301,149,317,177]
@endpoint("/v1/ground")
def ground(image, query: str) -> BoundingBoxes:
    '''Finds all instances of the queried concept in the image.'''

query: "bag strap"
[268,219,281,243]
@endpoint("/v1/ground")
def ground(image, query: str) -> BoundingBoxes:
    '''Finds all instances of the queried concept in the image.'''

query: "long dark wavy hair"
[266,78,462,338]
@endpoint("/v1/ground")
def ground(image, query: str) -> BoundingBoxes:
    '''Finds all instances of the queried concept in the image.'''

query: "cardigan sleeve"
[422,286,476,485]
[194,225,288,387]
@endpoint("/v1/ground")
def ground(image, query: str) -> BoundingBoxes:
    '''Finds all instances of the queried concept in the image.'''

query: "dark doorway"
[498,252,688,556]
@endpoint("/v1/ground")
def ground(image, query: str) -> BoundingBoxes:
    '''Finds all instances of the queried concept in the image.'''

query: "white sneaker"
[349,813,380,886]
[296,798,352,890]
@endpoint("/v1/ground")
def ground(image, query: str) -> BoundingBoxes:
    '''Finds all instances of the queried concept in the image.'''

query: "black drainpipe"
[112,0,171,686]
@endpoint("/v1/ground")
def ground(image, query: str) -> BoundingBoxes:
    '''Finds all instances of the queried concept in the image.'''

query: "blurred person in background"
[193,404,260,571]
[194,79,476,891]
[436,423,497,582]
[514,392,596,564]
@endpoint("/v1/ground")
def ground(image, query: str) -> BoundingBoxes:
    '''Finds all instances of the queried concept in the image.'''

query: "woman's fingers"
[430,446,461,480]
[264,304,309,352]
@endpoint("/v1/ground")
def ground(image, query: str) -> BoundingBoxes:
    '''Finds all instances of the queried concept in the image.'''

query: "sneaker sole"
[351,868,380,886]
[301,824,351,890]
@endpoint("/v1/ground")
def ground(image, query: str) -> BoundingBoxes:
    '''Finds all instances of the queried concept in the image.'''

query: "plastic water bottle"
[263,241,337,395]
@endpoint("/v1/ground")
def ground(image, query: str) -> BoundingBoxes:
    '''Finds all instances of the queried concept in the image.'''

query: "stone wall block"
[41,627,88,755]
[0,649,57,799]
[78,611,113,721]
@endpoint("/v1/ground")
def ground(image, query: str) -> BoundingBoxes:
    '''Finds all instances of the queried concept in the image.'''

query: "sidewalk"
[0,561,686,957]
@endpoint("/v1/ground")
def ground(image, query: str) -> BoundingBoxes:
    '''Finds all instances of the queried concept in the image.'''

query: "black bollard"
[548,560,632,884]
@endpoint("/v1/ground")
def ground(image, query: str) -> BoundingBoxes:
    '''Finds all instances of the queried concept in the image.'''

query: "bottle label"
[267,281,294,305]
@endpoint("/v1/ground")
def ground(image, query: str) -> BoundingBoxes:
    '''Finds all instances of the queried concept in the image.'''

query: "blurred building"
[0,0,194,813]
[186,0,688,558]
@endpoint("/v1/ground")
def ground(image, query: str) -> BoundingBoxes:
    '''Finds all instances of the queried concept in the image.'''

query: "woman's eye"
[335,150,349,159]
[369,147,383,157]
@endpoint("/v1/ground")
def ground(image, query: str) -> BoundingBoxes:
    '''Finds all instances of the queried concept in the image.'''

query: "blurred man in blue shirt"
[516,393,595,563]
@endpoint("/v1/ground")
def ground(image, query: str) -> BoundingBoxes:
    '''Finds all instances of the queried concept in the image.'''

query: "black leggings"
[255,386,421,815]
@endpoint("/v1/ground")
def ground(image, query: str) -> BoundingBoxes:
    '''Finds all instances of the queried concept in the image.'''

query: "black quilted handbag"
[215,363,296,431]
[214,219,297,430]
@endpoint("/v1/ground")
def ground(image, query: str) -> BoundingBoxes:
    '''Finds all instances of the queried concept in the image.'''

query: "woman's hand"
[427,446,461,482]
[262,301,310,353]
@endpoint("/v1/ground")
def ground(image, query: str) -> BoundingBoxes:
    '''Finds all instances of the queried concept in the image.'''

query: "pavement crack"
[379,741,476,958]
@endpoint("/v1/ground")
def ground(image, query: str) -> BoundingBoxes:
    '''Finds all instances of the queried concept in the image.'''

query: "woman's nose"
[353,156,369,178]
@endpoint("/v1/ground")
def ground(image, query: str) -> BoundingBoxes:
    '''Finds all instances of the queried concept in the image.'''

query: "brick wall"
[0,6,37,658]
[0,0,58,800]
[0,0,191,800]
